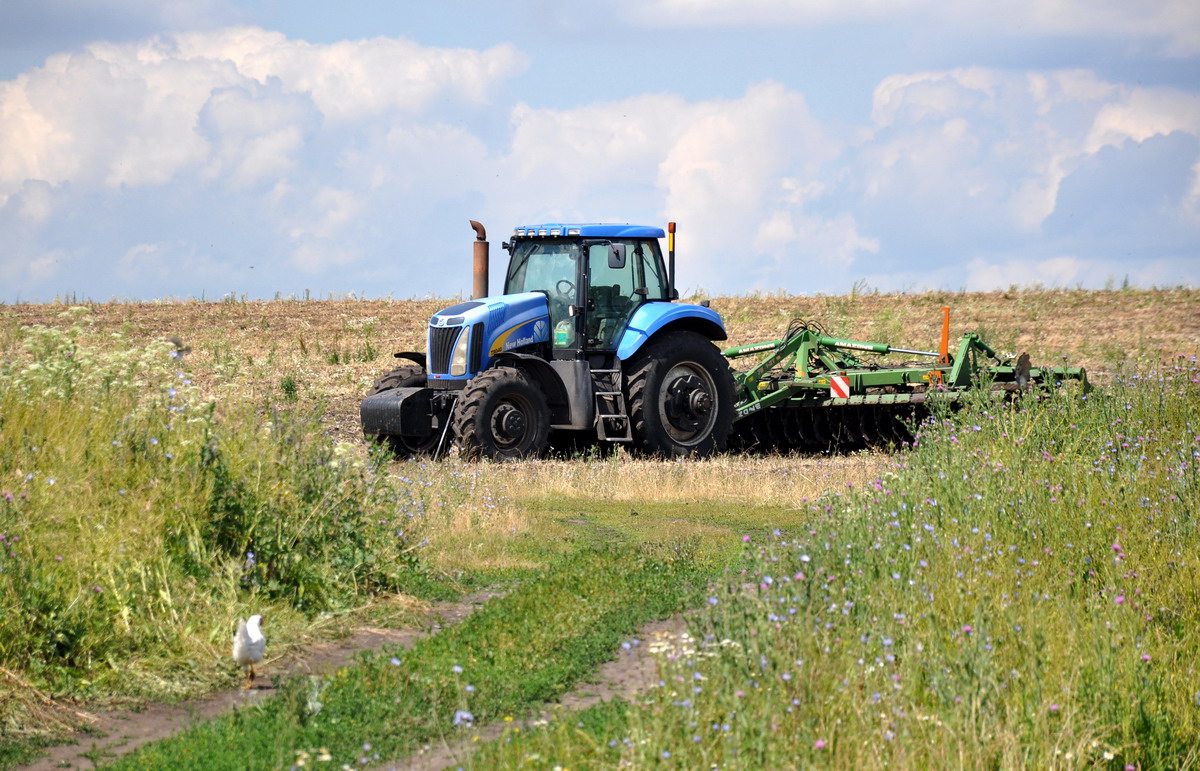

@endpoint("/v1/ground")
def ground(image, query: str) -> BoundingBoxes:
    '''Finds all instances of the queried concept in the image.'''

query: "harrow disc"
[730,400,930,455]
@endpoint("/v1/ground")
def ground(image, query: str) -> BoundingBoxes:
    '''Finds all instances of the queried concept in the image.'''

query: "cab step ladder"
[591,368,632,442]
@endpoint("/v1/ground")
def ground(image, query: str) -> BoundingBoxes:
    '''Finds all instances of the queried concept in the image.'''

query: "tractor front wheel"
[367,365,440,456]
[452,367,550,460]
[626,331,734,457]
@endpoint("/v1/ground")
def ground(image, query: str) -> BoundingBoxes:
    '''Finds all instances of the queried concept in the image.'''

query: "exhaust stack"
[470,220,488,299]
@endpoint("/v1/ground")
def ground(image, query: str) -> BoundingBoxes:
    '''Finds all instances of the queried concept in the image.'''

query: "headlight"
[450,328,470,376]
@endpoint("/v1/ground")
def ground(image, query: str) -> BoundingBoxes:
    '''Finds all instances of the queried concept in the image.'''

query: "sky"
[1,0,1198,302]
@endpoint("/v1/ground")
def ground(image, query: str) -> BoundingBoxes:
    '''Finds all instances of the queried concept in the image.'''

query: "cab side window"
[587,239,666,349]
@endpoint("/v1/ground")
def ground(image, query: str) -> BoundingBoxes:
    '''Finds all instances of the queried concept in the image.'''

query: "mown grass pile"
[0,309,444,737]
[477,356,1200,769]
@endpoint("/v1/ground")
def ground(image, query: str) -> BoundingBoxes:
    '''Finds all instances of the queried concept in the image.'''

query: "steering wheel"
[555,279,576,302]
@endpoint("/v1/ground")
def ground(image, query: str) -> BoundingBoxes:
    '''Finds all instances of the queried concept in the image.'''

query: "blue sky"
[1,0,1198,301]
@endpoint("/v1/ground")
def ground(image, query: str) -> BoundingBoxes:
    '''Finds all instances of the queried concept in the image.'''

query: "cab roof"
[511,223,665,239]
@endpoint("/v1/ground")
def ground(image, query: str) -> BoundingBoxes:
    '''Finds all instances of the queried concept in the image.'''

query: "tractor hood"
[427,292,550,383]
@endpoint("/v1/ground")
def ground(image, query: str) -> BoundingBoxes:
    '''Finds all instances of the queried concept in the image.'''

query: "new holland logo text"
[504,332,536,351]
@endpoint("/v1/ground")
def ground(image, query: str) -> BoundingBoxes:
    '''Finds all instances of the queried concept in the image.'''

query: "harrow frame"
[722,310,1089,452]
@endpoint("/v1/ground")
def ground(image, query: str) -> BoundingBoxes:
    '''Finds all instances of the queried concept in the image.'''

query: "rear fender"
[616,302,727,360]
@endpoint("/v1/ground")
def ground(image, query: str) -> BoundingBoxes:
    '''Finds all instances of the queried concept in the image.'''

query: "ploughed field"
[1,287,1198,770]
[4,288,1195,441]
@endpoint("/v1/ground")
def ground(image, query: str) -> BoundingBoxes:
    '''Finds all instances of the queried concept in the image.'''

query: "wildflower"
[814,739,827,750]
[1115,595,1125,604]
[453,709,474,726]
[1049,703,1059,713]
[962,625,973,634]
[743,535,751,543]
[452,664,463,673]
[390,657,401,666]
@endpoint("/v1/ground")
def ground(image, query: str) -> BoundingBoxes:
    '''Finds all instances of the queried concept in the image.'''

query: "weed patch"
[0,311,452,744]
[471,356,1200,768]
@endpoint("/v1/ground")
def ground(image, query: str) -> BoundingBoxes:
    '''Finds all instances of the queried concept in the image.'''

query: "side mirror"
[607,243,626,269]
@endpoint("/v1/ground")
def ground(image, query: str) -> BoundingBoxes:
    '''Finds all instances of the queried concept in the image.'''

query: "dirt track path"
[20,602,693,771]
[18,593,500,771]
[379,615,689,771]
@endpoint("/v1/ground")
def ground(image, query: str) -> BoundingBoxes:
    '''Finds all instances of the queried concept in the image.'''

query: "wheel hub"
[664,374,713,432]
[491,403,526,442]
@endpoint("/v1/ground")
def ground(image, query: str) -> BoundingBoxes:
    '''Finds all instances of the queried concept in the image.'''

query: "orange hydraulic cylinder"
[939,306,951,364]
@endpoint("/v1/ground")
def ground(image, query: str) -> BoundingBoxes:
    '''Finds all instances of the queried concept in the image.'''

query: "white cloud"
[1,19,1196,301]
[492,82,873,291]
[0,27,527,205]
[1085,87,1200,153]
[0,248,65,287]
[620,0,1200,56]
[172,28,528,122]
[858,68,1200,242]
[117,242,169,282]
[623,0,924,27]
[964,255,1089,289]
[198,80,318,187]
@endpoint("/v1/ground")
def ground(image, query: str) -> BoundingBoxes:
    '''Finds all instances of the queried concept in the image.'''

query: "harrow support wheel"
[452,366,550,461]
[366,365,440,457]
[626,331,735,458]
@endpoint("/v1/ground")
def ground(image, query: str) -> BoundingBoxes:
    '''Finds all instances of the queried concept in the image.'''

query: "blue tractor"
[360,221,735,459]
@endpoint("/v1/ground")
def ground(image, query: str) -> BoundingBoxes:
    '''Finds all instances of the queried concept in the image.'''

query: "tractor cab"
[503,224,671,356]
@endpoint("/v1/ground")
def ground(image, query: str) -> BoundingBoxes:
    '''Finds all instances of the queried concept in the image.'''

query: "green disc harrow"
[723,311,1089,453]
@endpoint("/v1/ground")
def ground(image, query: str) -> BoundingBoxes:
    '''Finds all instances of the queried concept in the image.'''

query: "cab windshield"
[504,239,579,296]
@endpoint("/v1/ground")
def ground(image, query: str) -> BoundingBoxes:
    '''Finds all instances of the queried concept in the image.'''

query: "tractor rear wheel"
[367,366,440,456]
[452,366,550,460]
[626,331,734,457]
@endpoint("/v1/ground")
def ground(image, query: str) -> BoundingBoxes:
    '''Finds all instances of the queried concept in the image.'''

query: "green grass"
[107,546,707,770]
[0,310,456,748]
[473,356,1200,768]
[5,300,1199,769]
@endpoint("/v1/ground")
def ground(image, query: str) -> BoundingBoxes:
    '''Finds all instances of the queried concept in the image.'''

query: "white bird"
[232,614,266,689]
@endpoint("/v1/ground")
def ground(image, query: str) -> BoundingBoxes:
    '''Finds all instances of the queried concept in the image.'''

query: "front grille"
[469,322,484,373]
[429,326,462,374]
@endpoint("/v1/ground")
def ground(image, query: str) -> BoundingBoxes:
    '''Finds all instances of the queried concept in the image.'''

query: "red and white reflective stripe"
[830,375,850,399]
